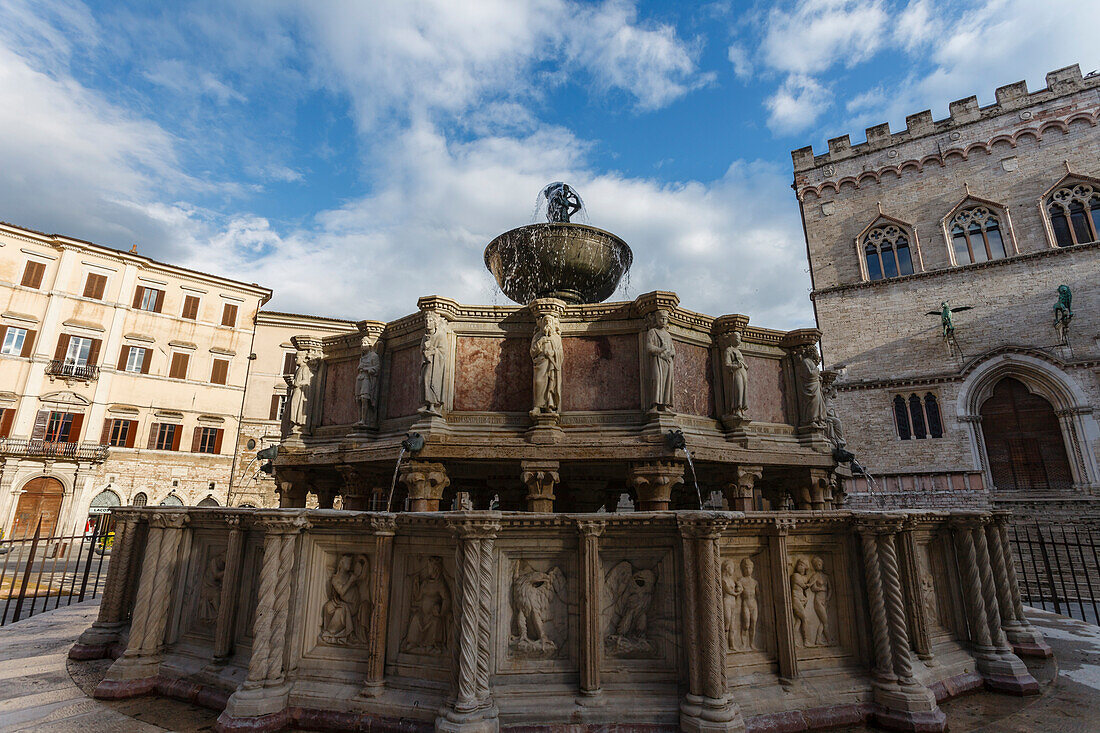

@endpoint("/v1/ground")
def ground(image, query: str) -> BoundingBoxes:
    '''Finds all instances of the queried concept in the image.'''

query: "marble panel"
[384,345,421,419]
[321,358,357,426]
[745,354,787,424]
[561,334,640,412]
[453,337,532,412]
[674,340,715,418]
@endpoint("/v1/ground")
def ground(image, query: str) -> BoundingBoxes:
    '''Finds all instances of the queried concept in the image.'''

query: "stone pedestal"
[399,461,450,512]
[723,465,762,512]
[521,460,558,512]
[630,461,684,512]
[526,411,563,444]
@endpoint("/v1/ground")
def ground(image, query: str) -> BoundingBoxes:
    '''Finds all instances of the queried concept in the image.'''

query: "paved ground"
[0,602,1097,732]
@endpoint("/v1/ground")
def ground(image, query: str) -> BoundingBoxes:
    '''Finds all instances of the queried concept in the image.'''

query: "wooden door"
[980,378,1074,492]
[11,477,65,539]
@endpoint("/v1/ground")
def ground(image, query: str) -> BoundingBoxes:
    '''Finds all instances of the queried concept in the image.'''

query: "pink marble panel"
[384,345,421,419]
[562,334,639,412]
[453,337,532,412]
[321,358,358,426]
[745,354,787,424]
[674,341,715,418]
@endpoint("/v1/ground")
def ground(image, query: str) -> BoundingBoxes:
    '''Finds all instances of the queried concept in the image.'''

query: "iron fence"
[0,438,110,461]
[1009,523,1100,625]
[0,512,114,627]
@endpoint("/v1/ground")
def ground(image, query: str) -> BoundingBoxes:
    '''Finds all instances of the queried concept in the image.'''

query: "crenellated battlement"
[792,64,1099,173]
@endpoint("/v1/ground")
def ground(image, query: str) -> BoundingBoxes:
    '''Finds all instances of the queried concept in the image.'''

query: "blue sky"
[0,0,1095,328]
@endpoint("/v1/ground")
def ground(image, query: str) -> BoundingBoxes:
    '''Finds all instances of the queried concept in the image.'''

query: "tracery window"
[1047,182,1100,247]
[950,206,1007,264]
[862,224,914,281]
[893,393,943,440]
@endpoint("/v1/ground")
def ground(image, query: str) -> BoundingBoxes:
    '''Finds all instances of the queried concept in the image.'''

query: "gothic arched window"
[132,492,147,507]
[894,392,943,440]
[950,206,1007,264]
[1047,182,1100,247]
[862,224,914,281]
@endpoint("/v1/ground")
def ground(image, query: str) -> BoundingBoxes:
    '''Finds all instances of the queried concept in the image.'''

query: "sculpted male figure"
[320,554,361,645]
[723,331,748,418]
[737,557,759,650]
[721,560,742,650]
[796,347,826,428]
[285,350,315,434]
[402,556,452,654]
[531,314,563,413]
[790,558,813,647]
[420,313,449,415]
[645,309,675,411]
[809,556,832,646]
[355,343,382,427]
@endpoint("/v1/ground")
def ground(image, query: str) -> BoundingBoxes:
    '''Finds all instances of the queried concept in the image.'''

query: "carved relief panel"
[179,534,227,642]
[917,533,957,639]
[720,541,776,672]
[599,546,678,676]
[785,541,855,663]
[234,534,265,650]
[496,551,578,674]
[386,541,458,682]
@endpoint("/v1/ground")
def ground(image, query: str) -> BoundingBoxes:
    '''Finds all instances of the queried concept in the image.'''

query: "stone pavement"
[0,602,1097,732]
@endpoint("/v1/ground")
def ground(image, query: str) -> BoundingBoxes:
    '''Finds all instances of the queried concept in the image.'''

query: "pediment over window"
[855,212,918,282]
[942,196,1014,264]
[1041,171,1100,248]
[39,391,90,407]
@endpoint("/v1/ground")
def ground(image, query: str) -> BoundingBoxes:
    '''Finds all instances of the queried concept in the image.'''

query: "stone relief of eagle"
[602,560,659,657]
[510,562,567,656]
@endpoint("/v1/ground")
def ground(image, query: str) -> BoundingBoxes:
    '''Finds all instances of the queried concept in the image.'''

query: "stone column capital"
[255,512,311,534]
[575,519,607,538]
[676,512,731,539]
[366,513,397,535]
[447,516,502,540]
[148,511,189,530]
[769,517,797,536]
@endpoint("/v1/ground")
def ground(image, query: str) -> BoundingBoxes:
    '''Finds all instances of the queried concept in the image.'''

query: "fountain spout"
[386,432,425,512]
[665,429,704,509]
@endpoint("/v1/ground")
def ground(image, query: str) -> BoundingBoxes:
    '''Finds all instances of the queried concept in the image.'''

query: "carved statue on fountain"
[355,340,383,428]
[795,346,826,429]
[285,345,319,437]
[723,331,748,419]
[645,309,675,412]
[542,182,582,223]
[420,312,450,416]
[530,314,563,414]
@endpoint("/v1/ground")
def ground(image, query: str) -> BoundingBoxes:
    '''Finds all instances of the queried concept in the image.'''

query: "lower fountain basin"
[484,223,632,305]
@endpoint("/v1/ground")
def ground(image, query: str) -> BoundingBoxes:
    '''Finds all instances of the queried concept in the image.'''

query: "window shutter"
[269,394,280,420]
[20,330,35,358]
[101,419,113,445]
[0,409,14,438]
[117,345,130,371]
[211,358,229,385]
[191,427,202,453]
[54,333,71,361]
[182,295,199,320]
[31,410,50,440]
[125,420,137,448]
[154,289,164,313]
[21,261,45,288]
[141,347,152,374]
[0,325,6,347]
[171,425,182,451]
[67,413,84,442]
[221,303,238,327]
[83,273,106,299]
[147,423,160,449]
[170,352,189,379]
[88,338,102,366]
[132,286,145,309]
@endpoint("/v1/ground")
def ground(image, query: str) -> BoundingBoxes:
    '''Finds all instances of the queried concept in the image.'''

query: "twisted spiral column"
[996,520,1028,624]
[263,532,298,683]
[953,522,992,648]
[94,517,133,624]
[140,519,185,654]
[124,521,164,654]
[454,535,481,711]
[245,530,283,686]
[858,528,895,682]
[985,521,1018,628]
[972,521,1010,650]
[877,530,916,683]
[701,534,727,701]
[476,533,495,705]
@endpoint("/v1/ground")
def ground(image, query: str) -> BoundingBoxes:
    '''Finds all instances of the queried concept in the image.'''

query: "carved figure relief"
[285,350,317,434]
[721,556,760,651]
[795,347,826,428]
[645,310,675,412]
[822,372,846,450]
[530,314,564,414]
[722,332,748,419]
[420,313,450,415]
[920,572,940,629]
[197,554,226,625]
[355,343,383,427]
[604,560,657,657]
[319,553,372,646]
[509,561,567,658]
[401,555,452,654]
[790,555,834,648]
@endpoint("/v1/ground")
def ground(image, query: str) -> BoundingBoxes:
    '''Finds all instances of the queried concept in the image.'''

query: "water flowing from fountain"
[682,448,704,510]
[386,445,407,513]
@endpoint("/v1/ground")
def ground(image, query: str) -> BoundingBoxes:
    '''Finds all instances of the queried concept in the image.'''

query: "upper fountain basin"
[484,223,633,305]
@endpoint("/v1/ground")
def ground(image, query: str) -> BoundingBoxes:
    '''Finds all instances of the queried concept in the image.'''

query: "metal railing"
[1009,523,1100,625]
[0,438,109,462]
[0,513,113,627]
[45,359,99,381]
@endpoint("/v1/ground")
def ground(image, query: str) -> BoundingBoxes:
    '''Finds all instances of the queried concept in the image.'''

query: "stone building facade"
[793,64,1100,524]
[228,310,356,509]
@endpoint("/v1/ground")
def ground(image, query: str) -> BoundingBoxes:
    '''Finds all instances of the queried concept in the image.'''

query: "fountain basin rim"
[482,222,633,270]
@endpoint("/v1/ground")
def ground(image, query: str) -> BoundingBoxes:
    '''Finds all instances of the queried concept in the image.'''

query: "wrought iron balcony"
[45,360,99,381]
[0,438,109,462]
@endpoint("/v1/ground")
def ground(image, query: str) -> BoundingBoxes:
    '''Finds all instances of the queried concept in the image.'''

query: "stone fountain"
[74,185,1051,733]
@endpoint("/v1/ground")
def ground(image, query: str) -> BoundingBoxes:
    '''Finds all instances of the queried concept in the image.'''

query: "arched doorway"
[11,477,65,538]
[197,496,220,507]
[980,377,1074,492]
[159,494,184,506]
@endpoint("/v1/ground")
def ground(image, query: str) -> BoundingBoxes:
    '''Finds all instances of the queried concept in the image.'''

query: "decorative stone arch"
[940,191,1020,264]
[853,210,924,281]
[1038,169,1100,248]
[159,493,185,506]
[956,351,1099,492]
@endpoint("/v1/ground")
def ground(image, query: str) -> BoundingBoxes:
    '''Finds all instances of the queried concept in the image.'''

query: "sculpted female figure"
[531,314,563,413]
[790,558,813,647]
[809,556,832,646]
[402,556,452,654]
[420,313,449,415]
[646,309,675,411]
[796,346,826,428]
[723,332,748,418]
[320,554,361,645]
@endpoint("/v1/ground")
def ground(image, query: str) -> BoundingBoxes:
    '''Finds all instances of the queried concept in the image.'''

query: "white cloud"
[766,75,832,134]
[144,59,246,105]
[727,43,753,80]
[761,0,888,76]
[894,0,936,52]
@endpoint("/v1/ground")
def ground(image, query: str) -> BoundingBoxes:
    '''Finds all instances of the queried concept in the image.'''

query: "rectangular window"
[65,336,94,366]
[182,294,200,320]
[210,358,230,385]
[1,327,27,355]
[282,352,296,375]
[269,393,287,421]
[194,426,223,454]
[133,285,164,313]
[106,419,136,447]
[21,260,46,288]
[0,408,13,438]
[154,423,179,451]
[221,302,238,327]
[168,352,190,379]
[45,411,78,442]
[124,346,149,373]
[83,272,107,299]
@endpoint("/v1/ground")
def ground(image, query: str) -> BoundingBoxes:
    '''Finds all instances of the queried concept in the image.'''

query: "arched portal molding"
[956,350,1098,491]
